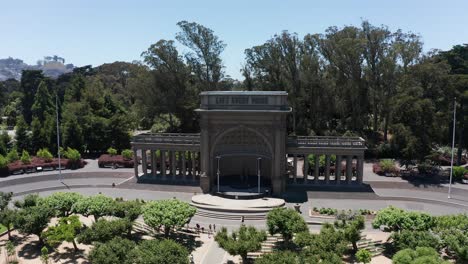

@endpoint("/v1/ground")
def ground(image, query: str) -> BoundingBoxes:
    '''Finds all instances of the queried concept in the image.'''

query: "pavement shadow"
[17,240,41,259]
[401,174,448,188]
[136,176,200,187]
[51,246,88,264]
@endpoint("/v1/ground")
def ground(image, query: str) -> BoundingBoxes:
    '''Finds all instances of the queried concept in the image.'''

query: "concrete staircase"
[356,236,385,257]
[247,234,283,260]
[195,209,267,221]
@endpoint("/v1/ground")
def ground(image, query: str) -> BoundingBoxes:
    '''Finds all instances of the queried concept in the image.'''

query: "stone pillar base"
[272,178,284,195]
[200,174,210,193]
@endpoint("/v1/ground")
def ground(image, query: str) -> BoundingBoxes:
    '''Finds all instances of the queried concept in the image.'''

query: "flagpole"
[448,97,456,199]
[56,94,62,183]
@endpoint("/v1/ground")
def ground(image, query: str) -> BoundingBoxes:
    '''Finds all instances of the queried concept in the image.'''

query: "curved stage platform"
[191,194,285,213]
[213,185,270,199]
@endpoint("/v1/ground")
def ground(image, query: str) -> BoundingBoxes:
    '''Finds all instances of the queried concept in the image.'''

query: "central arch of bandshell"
[131,91,366,195]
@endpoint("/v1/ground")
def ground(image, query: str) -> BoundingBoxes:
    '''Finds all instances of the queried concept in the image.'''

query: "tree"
[128,239,189,264]
[20,70,45,124]
[341,216,365,252]
[215,225,267,263]
[294,224,348,263]
[31,80,54,123]
[15,116,30,152]
[439,229,468,261]
[142,199,196,237]
[266,207,308,242]
[88,237,135,264]
[0,191,13,210]
[176,20,226,91]
[14,193,39,208]
[392,247,449,264]
[42,215,82,251]
[0,209,16,240]
[14,205,53,245]
[391,230,440,251]
[38,192,83,217]
[77,218,131,244]
[356,249,372,264]
[113,200,142,236]
[72,194,115,221]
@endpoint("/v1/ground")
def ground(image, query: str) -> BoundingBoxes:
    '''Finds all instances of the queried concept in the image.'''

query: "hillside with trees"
[0,20,466,163]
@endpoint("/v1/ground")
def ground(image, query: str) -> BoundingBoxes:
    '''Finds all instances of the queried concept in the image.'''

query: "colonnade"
[290,154,364,184]
[133,149,200,181]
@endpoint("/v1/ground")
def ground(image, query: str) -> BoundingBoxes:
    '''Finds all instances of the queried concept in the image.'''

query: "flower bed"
[98,154,135,168]
[1,157,86,177]
[310,207,376,220]
[373,160,400,176]
[430,154,467,166]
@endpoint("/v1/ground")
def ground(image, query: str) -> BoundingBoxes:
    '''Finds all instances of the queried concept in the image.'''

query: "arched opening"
[211,126,273,190]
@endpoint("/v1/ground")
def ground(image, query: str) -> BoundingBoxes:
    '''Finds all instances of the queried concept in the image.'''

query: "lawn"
[0,224,7,234]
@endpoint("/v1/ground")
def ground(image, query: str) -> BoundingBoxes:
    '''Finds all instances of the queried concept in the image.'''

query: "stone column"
[181,151,186,180]
[303,155,309,184]
[336,155,342,184]
[346,156,353,184]
[357,155,364,183]
[325,155,331,184]
[314,155,320,184]
[141,150,147,176]
[133,149,138,178]
[293,155,298,183]
[161,150,166,179]
[151,150,156,177]
[171,151,176,180]
[192,152,197,180]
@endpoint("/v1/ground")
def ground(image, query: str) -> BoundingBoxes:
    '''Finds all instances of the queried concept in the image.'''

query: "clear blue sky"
[2,0,467,79]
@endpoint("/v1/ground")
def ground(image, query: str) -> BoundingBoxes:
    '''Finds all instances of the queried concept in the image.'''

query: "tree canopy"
[215,225,267,263]
[266,207,308,242]
[142,199,196,237]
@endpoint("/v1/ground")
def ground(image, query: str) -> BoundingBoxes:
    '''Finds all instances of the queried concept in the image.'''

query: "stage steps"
[195,209,267,221]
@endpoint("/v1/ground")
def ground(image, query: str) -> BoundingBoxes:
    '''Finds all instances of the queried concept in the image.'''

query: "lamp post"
[448,97,456,199]
[55,94,62,182]
[257,157,262,194]
[216,156,221,193]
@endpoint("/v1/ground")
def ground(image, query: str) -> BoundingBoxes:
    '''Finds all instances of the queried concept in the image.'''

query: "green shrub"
[37,148,53,162]
[356,248,371,263]
[452,166,467,181]
[392,247,449,264]
[390,230,441,251]
[121,149,133,160]
[379,159,395,173]
[63,147,81,161]
[372,206,434,231]
[7,148,19,162]
[107,147,117,156]
[0,154,8,168]
[317,207,338,215]
[20,150,31,164]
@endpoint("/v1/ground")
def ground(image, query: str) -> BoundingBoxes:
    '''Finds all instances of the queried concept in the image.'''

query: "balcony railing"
[132,133,200,145]
[288,136,366,149]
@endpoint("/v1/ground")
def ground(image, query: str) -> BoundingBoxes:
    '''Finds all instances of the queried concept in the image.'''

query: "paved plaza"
[1,159,467,264]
